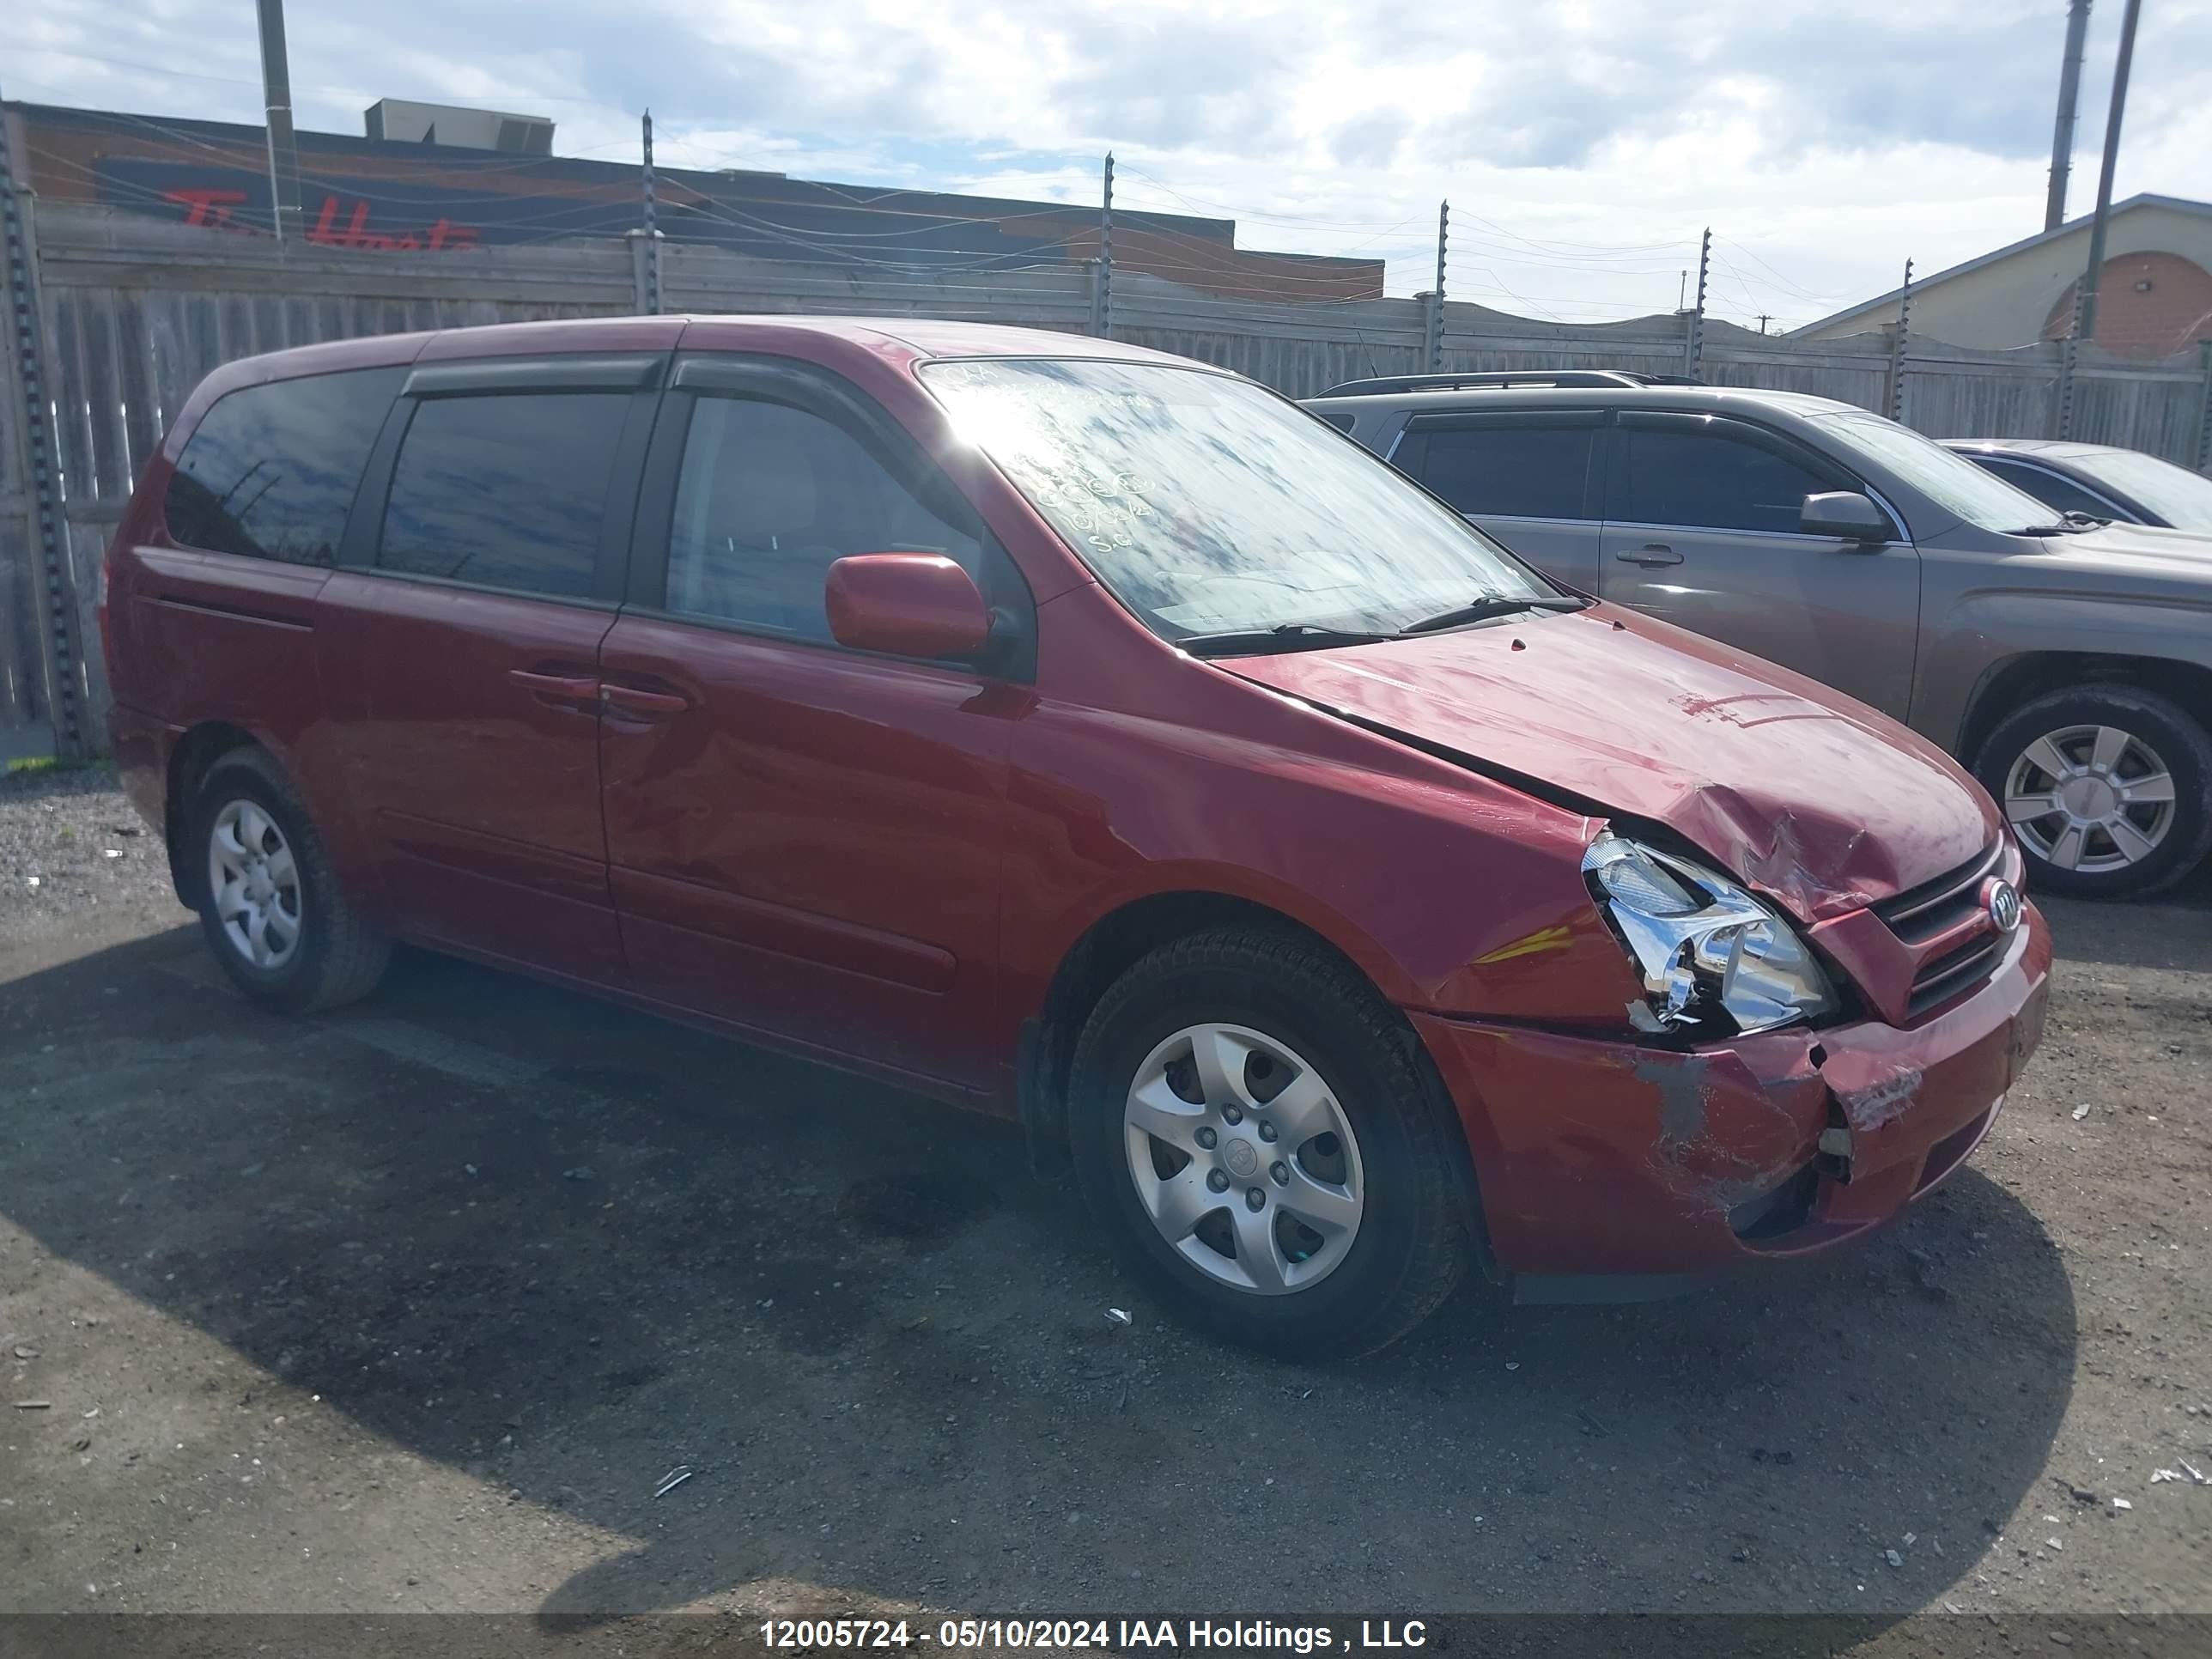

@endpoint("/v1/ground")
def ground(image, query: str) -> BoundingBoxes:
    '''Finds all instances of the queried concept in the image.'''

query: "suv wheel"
[1067,927,1471,1358]
[189,747,391,1012]
[1973,685,2212,899]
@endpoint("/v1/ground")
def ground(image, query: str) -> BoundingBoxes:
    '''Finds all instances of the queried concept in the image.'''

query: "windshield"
[2070,448,2212,534]
[920,358,1556,641]
[1813,410,2061,534]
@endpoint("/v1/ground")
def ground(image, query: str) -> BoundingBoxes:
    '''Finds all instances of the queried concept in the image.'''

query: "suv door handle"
[600,683,692,718]
[508,668,602,706]
[1615,543,1683,567]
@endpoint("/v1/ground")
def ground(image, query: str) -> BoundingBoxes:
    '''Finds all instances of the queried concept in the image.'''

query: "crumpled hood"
[1224,605,1999,922]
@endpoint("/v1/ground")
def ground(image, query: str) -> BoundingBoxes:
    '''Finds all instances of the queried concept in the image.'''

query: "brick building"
[3,100,1383,304]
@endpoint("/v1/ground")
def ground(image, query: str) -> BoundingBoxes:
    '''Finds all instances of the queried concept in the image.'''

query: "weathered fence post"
[1684,227,1711,380]
[1095,154,1114,339]
[2057,328,2080,439]
[626,228,653,314]
[1,108,80,759]
[1885,258,1913,422]
[639,111,661,316]
[1429,200,1448,371]
[2196,338,2212,475]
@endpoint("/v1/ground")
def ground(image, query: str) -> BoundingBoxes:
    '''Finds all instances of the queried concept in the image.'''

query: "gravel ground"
[0,764,173,940]
[1,768,2207,1633]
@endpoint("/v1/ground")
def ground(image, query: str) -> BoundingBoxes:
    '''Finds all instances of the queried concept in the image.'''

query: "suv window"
[164,368,404,564]
[1413,425,1593,519]
[379,392,629,597]
[665,395,987,641]
[1619,427,1827,534]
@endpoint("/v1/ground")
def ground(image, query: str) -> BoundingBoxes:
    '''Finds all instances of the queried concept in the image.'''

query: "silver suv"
[1310,371,2212,899]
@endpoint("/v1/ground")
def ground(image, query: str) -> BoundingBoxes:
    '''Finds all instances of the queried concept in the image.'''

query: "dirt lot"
[2,765,2208,1627]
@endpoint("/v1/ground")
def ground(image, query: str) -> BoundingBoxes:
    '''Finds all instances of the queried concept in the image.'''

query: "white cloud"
[13,0,2211,333]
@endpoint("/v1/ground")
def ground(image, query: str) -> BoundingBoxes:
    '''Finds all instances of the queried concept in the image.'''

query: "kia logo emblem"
[1981,878,2022,934]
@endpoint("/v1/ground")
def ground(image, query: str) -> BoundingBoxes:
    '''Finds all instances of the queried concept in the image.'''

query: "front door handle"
[1614,543,1683,567]
[600,683,692,718]
[509,668,602,706]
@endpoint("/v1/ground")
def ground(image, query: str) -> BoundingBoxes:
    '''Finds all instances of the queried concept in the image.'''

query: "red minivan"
[101,317,2051,1356]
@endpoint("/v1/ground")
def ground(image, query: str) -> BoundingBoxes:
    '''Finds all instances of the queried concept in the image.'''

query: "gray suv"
[1309,371,2212,898]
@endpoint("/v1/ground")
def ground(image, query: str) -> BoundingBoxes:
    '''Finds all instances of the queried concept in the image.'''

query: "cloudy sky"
[15,0,2212,332]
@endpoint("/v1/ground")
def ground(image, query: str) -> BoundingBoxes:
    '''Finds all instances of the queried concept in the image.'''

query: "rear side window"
[1976,458,2114,520]
[664,395,987,641]
[1618,428,1828,534]
[164,368,403,564]
[1414,425,1594,519]
[378,393,629,597]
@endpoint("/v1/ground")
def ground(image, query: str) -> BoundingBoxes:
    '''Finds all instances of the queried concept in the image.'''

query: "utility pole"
[1685,228,1711,380]
[1430,199,1449,371]
[1095,153,1114,338]
[253,0,302,244]
[640,111,660,315]
[1756,313,1773,335]
[2075,0,2142,349]
[2045,0,2094,231]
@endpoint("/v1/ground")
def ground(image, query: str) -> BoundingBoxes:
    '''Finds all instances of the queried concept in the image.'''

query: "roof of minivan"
[220,314,1194,377]
[168,315,1206,441]
[1305,384,1863,417]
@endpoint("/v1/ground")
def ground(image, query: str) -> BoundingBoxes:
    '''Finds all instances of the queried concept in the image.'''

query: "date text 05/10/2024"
[757,1620,1430,1651]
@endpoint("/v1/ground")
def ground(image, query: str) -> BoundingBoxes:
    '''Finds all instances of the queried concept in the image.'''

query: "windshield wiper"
[1400,593,1592,635]
[2014,512,2112,536]
[1180,622,1398,659]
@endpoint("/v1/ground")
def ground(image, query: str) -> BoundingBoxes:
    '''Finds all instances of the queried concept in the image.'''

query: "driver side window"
[665,395,987,641]
[1619,428,1832,535]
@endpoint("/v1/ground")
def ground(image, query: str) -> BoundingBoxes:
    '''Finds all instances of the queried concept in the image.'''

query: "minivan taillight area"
[100,315,2051,1358]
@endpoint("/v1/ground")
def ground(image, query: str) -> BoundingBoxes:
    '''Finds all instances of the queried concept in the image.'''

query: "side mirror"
[824,553,992,660]
[1801,490,1892,544]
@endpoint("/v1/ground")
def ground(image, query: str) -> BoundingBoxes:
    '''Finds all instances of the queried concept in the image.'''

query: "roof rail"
[1310,369,1704,398]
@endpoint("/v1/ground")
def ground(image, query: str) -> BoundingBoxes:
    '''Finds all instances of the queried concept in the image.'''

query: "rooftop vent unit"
[364,99,554,155]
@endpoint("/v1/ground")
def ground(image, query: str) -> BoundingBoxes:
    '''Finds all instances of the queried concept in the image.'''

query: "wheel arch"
[163,720,274,906]
[1959,651,2212,770]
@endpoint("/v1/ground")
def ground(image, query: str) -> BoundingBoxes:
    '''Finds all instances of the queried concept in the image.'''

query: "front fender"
[997,696,1647,1047]
[1915,586,2212,753]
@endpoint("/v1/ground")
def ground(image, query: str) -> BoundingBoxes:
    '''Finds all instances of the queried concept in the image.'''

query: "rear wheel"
[1067,927,1471,1359]
[1973,685,2212,899]
[189,748,390,1012]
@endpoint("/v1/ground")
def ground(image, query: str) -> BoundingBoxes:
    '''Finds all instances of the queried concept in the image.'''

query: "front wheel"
[1973,685,2212,899]
[1067,927,1473,1359]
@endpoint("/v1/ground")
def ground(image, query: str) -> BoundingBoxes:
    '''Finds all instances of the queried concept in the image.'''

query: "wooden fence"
[4,200,2209,759]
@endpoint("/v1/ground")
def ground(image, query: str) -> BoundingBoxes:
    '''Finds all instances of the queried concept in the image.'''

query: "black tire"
[1066,927,1473,1360]
[1972,684,2212,900]
[187,747,390,1013]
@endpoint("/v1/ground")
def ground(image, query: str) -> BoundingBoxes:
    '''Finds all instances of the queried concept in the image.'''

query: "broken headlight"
[1582,830,1837,1037]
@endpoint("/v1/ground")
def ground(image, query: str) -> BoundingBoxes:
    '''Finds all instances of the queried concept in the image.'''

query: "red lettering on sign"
[161,188,249,228]
[169,190,485,252]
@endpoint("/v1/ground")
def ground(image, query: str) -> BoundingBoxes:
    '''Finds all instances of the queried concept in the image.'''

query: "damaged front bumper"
[1412,902,2051,1297]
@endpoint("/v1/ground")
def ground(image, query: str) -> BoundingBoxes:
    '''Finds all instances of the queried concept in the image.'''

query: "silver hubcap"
[1122,1022,1364,1296]
[2003,724,2176,873]
[208,799,303,969]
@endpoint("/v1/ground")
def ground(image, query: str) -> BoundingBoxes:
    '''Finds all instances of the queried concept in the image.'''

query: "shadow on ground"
[2036,863,2212,975]
[0,927,2077,1618]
